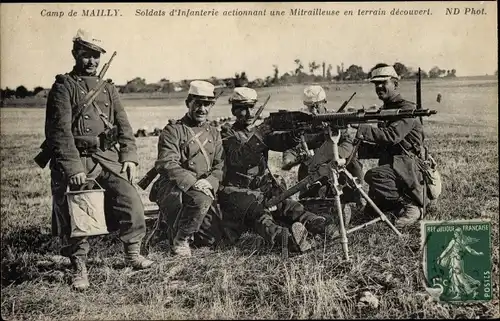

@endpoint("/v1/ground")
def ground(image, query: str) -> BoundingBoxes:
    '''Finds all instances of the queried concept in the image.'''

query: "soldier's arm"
[154,125,197,193]
[222,127,264,169]
[45,79,84,177]
[302,132,326,150]
[205,129,224,191]
[338,129,356,159]
[356,118,416,145]
[264,131,300,152]
[110,84,139,164]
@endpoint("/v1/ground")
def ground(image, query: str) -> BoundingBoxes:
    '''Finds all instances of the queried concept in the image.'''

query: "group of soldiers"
[41,30,428,290]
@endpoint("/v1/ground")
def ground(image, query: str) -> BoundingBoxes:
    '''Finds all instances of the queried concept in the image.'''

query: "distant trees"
[2,60,468,100]
[308,61,320,75]
[429,66,446,78]
[0,85,49,99]
[234,71,249,87]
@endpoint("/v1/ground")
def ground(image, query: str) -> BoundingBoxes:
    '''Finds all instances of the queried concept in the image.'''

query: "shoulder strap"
[67,76,113,129]
[184,125,212,173]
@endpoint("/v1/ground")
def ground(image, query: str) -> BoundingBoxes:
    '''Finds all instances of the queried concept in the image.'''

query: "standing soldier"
[218,87,333,253]
[354,63,426,228]
[149,80,224,257]
[43,29,153,291]
[281,85,365,224]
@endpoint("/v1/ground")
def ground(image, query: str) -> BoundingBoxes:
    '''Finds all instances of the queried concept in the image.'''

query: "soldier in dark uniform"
[150,80,224,257]
[281,85,365,226]
[354,64,426,228]
[44,29,153,291]
[218,87,334,253]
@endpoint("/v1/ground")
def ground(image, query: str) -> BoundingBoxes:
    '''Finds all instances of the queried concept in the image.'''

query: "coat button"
[84,115,89,119]
[189,161,194,165]
[85,128,91,132]
[190,141,194,144]
[208,140,212,143]
[105,103,109,107]
[103,90,107,93]
[206,128,209,131]
[81,91,85,94]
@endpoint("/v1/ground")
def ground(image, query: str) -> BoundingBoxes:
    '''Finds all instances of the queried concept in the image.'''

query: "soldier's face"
[305,102,327,115]
[73,49,101,75]
[234,105,256,126]
[374,79,398,101]
[188,99,213,123]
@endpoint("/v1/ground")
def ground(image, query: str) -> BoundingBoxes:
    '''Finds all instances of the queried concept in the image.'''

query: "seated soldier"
[281,85,365,225]
[218,87,336,253]
[150,80,225,257]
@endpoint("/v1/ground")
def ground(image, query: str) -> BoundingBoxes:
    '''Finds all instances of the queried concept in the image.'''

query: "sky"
[1,1,498,89]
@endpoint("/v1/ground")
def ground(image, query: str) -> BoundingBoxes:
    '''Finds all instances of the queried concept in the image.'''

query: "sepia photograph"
[1,1,498,319]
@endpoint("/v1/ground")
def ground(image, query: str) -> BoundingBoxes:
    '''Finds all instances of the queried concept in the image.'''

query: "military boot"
[171,233,192,257]
[304,216,328,236]
[288,222,312,253]
[70,256,89,291]
[394,204,422,229]
[124,242,155,269]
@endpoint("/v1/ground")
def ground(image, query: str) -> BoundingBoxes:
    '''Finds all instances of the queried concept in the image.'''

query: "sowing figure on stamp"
[436,227,484,299]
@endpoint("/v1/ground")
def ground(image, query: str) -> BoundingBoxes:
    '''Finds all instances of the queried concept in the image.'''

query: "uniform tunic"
[356,93,426,209]
[218,122,324,244]
[151,114,224,246]
[45,68,145,258]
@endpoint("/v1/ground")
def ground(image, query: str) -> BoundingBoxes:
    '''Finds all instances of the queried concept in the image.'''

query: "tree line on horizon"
[0,61,467,99]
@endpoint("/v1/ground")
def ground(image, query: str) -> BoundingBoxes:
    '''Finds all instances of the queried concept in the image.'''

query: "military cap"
[73,29,106,54]
[303,85,326,104]
[231,87,258,104]
[370,65,400,82]
[188,80,216,101]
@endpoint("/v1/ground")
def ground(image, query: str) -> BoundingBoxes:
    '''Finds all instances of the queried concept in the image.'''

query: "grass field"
[1,78,498,319]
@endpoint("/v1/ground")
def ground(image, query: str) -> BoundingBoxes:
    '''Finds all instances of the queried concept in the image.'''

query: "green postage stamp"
[421,219,492,303]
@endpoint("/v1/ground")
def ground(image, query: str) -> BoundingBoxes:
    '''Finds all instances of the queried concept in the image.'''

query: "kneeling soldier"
[281,85,365,224]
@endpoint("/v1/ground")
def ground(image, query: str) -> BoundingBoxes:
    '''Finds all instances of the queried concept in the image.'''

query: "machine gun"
[267,107,437,133]
[265,106,437,261]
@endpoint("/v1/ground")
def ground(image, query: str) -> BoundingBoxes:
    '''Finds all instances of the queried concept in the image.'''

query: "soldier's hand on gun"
[254,117,273,137]
[69,172,87,186]
[121,161,137,183]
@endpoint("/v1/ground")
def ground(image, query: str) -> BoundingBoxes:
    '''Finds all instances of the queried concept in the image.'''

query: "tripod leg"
[334,193,349,260]
[330,172,349,260]
[356,188,402,237]
[341,169,402,237]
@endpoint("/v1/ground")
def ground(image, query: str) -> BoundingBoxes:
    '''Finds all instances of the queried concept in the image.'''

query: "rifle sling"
[184,125,212,173]
[68,76,113,129]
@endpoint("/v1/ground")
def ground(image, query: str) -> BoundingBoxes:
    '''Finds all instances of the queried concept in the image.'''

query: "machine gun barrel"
[267,108,437,132]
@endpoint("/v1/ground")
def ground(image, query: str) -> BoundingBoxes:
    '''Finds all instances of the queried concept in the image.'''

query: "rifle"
[137,89,225,190]
[34,51,118,169]
[266,107,437,133]
[337,92,356,113]
[250,94,271,126]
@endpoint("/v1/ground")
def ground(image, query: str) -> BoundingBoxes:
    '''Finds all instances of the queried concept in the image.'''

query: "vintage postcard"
[1,1,498,320]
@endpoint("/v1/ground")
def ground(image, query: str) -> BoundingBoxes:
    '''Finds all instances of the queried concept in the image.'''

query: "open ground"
[1,77,498,319]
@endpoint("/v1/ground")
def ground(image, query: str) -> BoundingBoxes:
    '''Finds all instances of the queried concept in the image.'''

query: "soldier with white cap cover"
[282,85,365,224]
[150,80,224,258]
[354,63,426,228]
[216,87,332,253]
[43,29,154,291]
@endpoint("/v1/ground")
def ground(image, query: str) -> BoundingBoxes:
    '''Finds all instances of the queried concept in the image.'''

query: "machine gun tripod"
[265,127,402,261]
